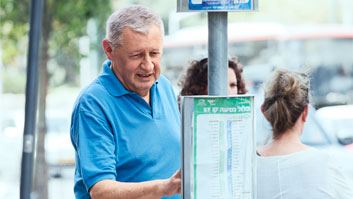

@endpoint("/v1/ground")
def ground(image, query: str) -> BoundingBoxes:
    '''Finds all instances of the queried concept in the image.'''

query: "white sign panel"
[181,96,256,199]
[177,0,258,12]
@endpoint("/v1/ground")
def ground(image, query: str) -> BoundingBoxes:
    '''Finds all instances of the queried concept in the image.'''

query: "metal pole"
[208,12,228,96]
[20,0,43,198]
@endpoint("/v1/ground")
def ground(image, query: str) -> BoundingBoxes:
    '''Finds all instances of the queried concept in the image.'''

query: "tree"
[1,0,111,198]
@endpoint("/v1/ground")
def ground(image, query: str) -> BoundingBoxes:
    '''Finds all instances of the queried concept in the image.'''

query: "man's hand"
[162,169,181,197]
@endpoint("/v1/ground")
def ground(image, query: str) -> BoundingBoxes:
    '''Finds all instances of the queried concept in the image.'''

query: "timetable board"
[181,96,256,199]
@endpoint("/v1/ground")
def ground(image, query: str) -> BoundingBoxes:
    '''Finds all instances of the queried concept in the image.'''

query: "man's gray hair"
[106,5,164,49]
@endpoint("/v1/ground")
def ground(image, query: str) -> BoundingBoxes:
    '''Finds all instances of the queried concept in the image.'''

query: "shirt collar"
[98,60,159,97]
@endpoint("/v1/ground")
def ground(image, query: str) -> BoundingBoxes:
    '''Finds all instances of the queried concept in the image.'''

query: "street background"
[1,0,353,198]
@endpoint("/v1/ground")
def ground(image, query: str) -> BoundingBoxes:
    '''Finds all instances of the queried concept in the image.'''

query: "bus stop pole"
[208,12,228,96]
[20,0,43,198]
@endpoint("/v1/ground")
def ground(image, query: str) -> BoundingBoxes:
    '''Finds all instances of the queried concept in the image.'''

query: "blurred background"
[0,0,352,198]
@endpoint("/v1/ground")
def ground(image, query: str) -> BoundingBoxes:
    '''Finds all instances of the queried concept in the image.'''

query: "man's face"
[110,25,163,97]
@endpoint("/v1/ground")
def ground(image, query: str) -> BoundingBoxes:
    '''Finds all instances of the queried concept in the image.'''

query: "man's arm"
[89,169,181,199]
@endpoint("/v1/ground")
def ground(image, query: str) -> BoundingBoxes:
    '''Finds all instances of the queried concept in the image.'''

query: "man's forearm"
[90,179,167,199]
[90,170,181,199]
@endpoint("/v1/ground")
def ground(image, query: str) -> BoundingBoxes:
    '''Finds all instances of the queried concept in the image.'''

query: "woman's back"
[257,148,352,199]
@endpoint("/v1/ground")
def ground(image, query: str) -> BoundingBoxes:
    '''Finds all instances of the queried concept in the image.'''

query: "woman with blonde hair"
[257,69,353,199]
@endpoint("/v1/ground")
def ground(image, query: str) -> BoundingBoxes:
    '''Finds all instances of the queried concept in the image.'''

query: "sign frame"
[181,95,257,199]
[177,0,258,12]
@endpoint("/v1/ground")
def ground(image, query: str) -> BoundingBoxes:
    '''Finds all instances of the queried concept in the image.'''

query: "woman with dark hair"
[257,69,353,199]
[178,57,247,97]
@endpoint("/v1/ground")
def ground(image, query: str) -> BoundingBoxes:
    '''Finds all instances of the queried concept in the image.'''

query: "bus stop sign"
[178,0,258,12]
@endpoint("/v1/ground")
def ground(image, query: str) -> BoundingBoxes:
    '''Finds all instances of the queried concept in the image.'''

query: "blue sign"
[189,0,253,11]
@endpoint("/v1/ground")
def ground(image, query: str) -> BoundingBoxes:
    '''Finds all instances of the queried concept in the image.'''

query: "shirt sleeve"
[74,110,117,191]
[329,155,353,198]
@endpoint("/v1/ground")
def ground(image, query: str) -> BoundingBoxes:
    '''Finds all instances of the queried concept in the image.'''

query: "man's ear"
[302,104,309,122]
[102,39,114,60]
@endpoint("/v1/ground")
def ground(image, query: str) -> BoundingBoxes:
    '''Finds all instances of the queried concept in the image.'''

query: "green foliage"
[0,0,30,22]
[49,0,111,46]
[0,0,30,38]
[0,0,112,90]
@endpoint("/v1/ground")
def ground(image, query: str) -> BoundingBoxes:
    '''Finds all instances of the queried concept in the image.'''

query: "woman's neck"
[258,127,310,157]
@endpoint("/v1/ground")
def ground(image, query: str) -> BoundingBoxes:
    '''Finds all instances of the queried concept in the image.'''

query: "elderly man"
[70,5,181,199]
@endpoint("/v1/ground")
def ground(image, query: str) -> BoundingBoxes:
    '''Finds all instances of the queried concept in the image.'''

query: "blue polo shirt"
[70,60,181,199]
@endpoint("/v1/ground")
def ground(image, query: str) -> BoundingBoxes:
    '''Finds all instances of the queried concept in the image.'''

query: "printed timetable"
[181,96,256,199]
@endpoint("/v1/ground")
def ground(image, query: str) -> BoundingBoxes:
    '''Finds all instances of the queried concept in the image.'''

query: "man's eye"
[150,52,160,56]
[132,54,142,58]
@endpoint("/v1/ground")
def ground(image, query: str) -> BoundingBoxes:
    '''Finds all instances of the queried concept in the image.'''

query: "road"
[0,134,74,199]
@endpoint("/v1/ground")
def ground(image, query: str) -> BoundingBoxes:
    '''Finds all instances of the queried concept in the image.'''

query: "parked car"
[45,111,75,178]
[314,105,353,146]
[1,110,74,178]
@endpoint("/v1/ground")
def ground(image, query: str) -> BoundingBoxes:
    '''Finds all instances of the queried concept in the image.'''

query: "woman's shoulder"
[291,147,331,165]
[303,147,329,158]
[305,148,346,166]
[284,148,347,174]
[257,147,331,168]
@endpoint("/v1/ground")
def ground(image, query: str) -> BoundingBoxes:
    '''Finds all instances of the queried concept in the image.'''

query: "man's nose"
[141,55,154,71]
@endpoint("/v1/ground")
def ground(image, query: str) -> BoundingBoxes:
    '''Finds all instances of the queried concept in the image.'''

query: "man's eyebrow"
[150,48,162,51]
[128,50,144,54]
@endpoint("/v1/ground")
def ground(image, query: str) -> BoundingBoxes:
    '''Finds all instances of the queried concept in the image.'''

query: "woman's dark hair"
[178,57,247,96]
[262,69,310,139]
